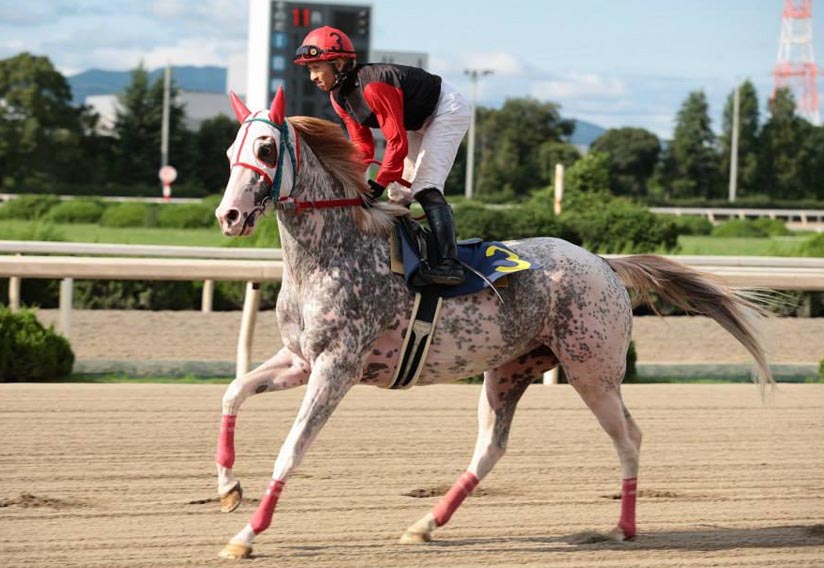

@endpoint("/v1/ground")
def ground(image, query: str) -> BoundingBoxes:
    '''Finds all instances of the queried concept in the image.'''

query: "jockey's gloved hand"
[367,179,385,200]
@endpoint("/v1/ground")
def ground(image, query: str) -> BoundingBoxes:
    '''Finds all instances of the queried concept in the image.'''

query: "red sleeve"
[363,82,408,187]
[330,93,374,167]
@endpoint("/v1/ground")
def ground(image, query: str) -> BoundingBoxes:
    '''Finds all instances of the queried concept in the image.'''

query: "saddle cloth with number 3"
[391,217,539,299]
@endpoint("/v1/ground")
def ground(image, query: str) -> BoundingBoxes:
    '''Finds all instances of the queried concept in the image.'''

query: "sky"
[1,0,822,138]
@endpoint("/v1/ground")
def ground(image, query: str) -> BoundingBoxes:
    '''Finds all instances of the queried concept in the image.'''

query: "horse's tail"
[605,254,774,390]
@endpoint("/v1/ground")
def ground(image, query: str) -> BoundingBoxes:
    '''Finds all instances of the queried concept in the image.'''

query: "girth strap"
[388,288,442,390]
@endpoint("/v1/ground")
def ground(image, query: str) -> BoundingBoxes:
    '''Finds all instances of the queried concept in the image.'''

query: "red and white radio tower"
[773,0,822,124]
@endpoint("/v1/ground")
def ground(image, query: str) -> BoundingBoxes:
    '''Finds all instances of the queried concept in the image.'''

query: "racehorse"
[212,88,773,560]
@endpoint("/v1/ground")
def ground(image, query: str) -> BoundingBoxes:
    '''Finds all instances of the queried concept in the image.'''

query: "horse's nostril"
[226,209,240,223]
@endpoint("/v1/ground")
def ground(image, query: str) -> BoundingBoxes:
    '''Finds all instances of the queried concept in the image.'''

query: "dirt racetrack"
[1,383,823,567]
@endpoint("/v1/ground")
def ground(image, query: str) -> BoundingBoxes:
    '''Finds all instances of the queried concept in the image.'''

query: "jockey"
[294,25,470,287]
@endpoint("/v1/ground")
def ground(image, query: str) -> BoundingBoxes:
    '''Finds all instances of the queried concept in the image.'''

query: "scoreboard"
[264,2,371,121]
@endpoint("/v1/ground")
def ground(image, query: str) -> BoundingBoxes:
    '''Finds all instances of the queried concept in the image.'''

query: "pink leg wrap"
[215,415,237,468]
[432,471,479,527]
[618,477,637,538]
[250,478,285,534]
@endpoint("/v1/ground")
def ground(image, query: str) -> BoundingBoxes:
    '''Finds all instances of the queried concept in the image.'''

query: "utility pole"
[158,64,177,201]
[728,84,740,203]
[464,69,493,199]
[161,63,171,172]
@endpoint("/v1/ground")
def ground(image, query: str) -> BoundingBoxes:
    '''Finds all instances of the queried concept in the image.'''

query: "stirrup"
[419,262,465,286]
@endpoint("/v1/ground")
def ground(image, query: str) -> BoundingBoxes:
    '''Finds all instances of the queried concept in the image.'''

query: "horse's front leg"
[216,347,310,513]
[400,348,554,544]
[218,348,362,560]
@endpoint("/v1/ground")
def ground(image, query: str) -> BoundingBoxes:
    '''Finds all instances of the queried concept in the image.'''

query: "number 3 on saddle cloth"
[385,216,539,390]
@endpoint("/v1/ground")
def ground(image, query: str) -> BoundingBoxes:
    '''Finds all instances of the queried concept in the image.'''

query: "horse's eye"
[257,143,277,166]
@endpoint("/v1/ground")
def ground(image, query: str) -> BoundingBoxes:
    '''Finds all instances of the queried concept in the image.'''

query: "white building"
[85,91,234,135]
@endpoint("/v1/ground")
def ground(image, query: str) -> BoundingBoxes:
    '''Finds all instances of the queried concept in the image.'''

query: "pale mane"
[288,116,407,235]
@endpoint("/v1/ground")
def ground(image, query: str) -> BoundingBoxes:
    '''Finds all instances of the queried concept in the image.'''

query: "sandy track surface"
[36,309,824,364]
[1,383,822,567]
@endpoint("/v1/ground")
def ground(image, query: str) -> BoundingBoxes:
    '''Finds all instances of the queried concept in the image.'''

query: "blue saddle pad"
[397,223,538,299]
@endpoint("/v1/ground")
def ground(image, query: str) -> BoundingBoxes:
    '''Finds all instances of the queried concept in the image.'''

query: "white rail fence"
[2,240,823,379]
[650,207,824,231]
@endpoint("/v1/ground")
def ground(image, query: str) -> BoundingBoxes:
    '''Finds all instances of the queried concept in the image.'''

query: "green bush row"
[0,307,74,382]
[0,194,220,230]
[711,218,793,238]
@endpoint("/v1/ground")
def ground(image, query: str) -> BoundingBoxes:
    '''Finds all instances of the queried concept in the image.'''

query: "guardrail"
[0,193,202,204]
[2,241,823,378]
[650,206,824,229]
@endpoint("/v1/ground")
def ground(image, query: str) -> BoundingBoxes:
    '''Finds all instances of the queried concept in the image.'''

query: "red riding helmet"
[294,26,356,65]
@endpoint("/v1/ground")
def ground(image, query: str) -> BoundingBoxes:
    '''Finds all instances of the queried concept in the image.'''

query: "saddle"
[385,215,537,390]
[391,215,535,299]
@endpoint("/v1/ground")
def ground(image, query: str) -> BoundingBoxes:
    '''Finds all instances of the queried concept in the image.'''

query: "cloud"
[530,73,628,100]
[430,51,527,78]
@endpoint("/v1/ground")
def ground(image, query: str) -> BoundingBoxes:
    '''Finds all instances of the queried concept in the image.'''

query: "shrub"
[100,202,156,228]
[0,194,61,220]
[798,233,824,257]
[44,199,105,224]
[73,280,199,310]
[157,203,216,229]
[0,221,65,242]
[819,354,824,383]
[752,218,792,237]
[665,214,713,236]
[0,307,74,382]
[711,218,790,238]
[563,193,679,253]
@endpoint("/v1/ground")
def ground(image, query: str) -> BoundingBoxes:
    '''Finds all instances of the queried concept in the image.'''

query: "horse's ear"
[269,86,285,125]
[229,90,251,124]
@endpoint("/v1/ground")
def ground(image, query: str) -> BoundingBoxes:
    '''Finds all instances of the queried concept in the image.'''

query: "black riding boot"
[416,188,465,286]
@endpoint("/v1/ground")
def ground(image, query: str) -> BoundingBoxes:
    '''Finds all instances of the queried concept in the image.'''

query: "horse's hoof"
[605,526,635,542]
[220,482,243,513]
[218,541,252,560]
[398,530,432,544]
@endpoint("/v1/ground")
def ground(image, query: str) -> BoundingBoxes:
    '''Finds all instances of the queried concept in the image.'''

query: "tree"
[112,64,191,188]
[0,52,84,188]
[590,127,660,198]
[194,114,237,193]
[475,98,574,198]
[719,80,760,199]
[666,91,721,199]
[799,125,824,200]
[758,88,813,200]
[537,140,580,187]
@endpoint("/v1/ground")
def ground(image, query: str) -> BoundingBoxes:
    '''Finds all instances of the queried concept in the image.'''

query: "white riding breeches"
[399,80,471,197]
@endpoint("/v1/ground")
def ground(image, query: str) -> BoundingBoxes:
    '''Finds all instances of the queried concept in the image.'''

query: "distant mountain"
[68,65,226,104]
[568,119,606,148]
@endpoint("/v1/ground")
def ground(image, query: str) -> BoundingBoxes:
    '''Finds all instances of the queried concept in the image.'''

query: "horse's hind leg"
[576,383,641,540]
[400,346,556,544]
[216,347,310,512]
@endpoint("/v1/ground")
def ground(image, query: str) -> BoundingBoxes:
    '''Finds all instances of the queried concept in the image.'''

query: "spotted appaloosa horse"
[212,88,773,559]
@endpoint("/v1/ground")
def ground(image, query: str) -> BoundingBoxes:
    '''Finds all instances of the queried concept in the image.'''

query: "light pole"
[464,69,493,199]
[728,84,740,203]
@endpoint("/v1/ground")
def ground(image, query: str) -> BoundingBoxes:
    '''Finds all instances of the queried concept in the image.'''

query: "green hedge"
[799,233,824,257]
[156,203,216,229]
[0,308,74,382]
[0,194,61,220]
[100,202,157,228]
[664,214,713,236]
[711,218,792,238]
[44,199,105,223]
[561,192,680,253]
